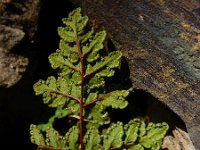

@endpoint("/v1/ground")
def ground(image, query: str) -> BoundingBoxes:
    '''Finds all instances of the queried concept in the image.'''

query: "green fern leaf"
[33,77,69,107]
[80,28,94,43]
[30,124,45,146]
[33,76,60,106]
[33,76,57,95]
[86,104,110,129]
[128,144,144,150]
[57,77,80,104]
[85,92,98,103]
[139,119,146,137]
[38,123,53,132]
[139,122,169,149]
[49,51,79,71]
[59,39,76,53]
[58,26,75,42]
[58,66,72,77]
[103,122,124,150]
[71,84,81,99]
[59,40,79,63]
[65,126,79,150]
[57,77,71,95]
[84,127,101,150]
[49,95,67,107]
[76,15,88,33]
[45,128,64,148]
[95,51,122,77]
[84,31,106,59]
[62,8,88,33]
[85,51,122,80]
[124,119,141,144]
[66,101,80,115]
[105,51,122,68]
[100,89,131,109]
[34,75,80,108]
[86,76,105,91]
[96,68,115,77]
[71,72,82,85]
[55,108,73,119]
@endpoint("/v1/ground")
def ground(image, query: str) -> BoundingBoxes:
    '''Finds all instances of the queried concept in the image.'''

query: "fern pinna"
[30,8,168,150]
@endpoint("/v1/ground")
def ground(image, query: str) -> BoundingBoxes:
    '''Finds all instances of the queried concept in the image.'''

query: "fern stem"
[76,38,85,150]
[49,91,80,102]
[84,60,110,79]
[84,93,111,107]
[69,115,94,123]
[83,96,103,107]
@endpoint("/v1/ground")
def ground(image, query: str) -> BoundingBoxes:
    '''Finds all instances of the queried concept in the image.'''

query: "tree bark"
[79,0,200,149]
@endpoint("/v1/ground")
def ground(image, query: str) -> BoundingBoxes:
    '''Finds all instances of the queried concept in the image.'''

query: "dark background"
[0,0,75,149]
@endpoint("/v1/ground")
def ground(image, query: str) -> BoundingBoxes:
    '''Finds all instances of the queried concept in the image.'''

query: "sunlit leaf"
[84,127,101,150]
[103,122,124,150]
[58,27,75,42]
[100,89,131,109]
[139,122,169,149]
[86,103,110,129]
[30,124,45,146]
[124,119,141,144]
[128,144,144,150]
[65,126,79,150]
[84,31,106,60]
[49,52,79,71]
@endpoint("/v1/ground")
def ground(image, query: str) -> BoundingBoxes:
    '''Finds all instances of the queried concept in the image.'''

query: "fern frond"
[103,122,124,150]
[49,51,80,72]
[124,119,141,145]
[85,51,122,78]
[30,124,45,146]
[86,103,110,129]
[65,126,79,150]
[30,7,168,150]
[84,31,106,59]
[33,76,80,107]
[45,128,66,148]
[139,122,169,150]
[84,127,101,150]
[100,89,131,109]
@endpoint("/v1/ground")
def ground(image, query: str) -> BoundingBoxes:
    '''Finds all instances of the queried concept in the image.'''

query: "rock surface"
[0,0,40,87]
[162,128,195,150]
[80,0,200,149]
[0,48,28,87]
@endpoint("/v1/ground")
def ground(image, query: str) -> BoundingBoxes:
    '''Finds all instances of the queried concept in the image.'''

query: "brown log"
[80,0,200,149]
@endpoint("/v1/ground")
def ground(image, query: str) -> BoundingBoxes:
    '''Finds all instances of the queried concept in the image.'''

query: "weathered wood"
[80,0,200,149]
